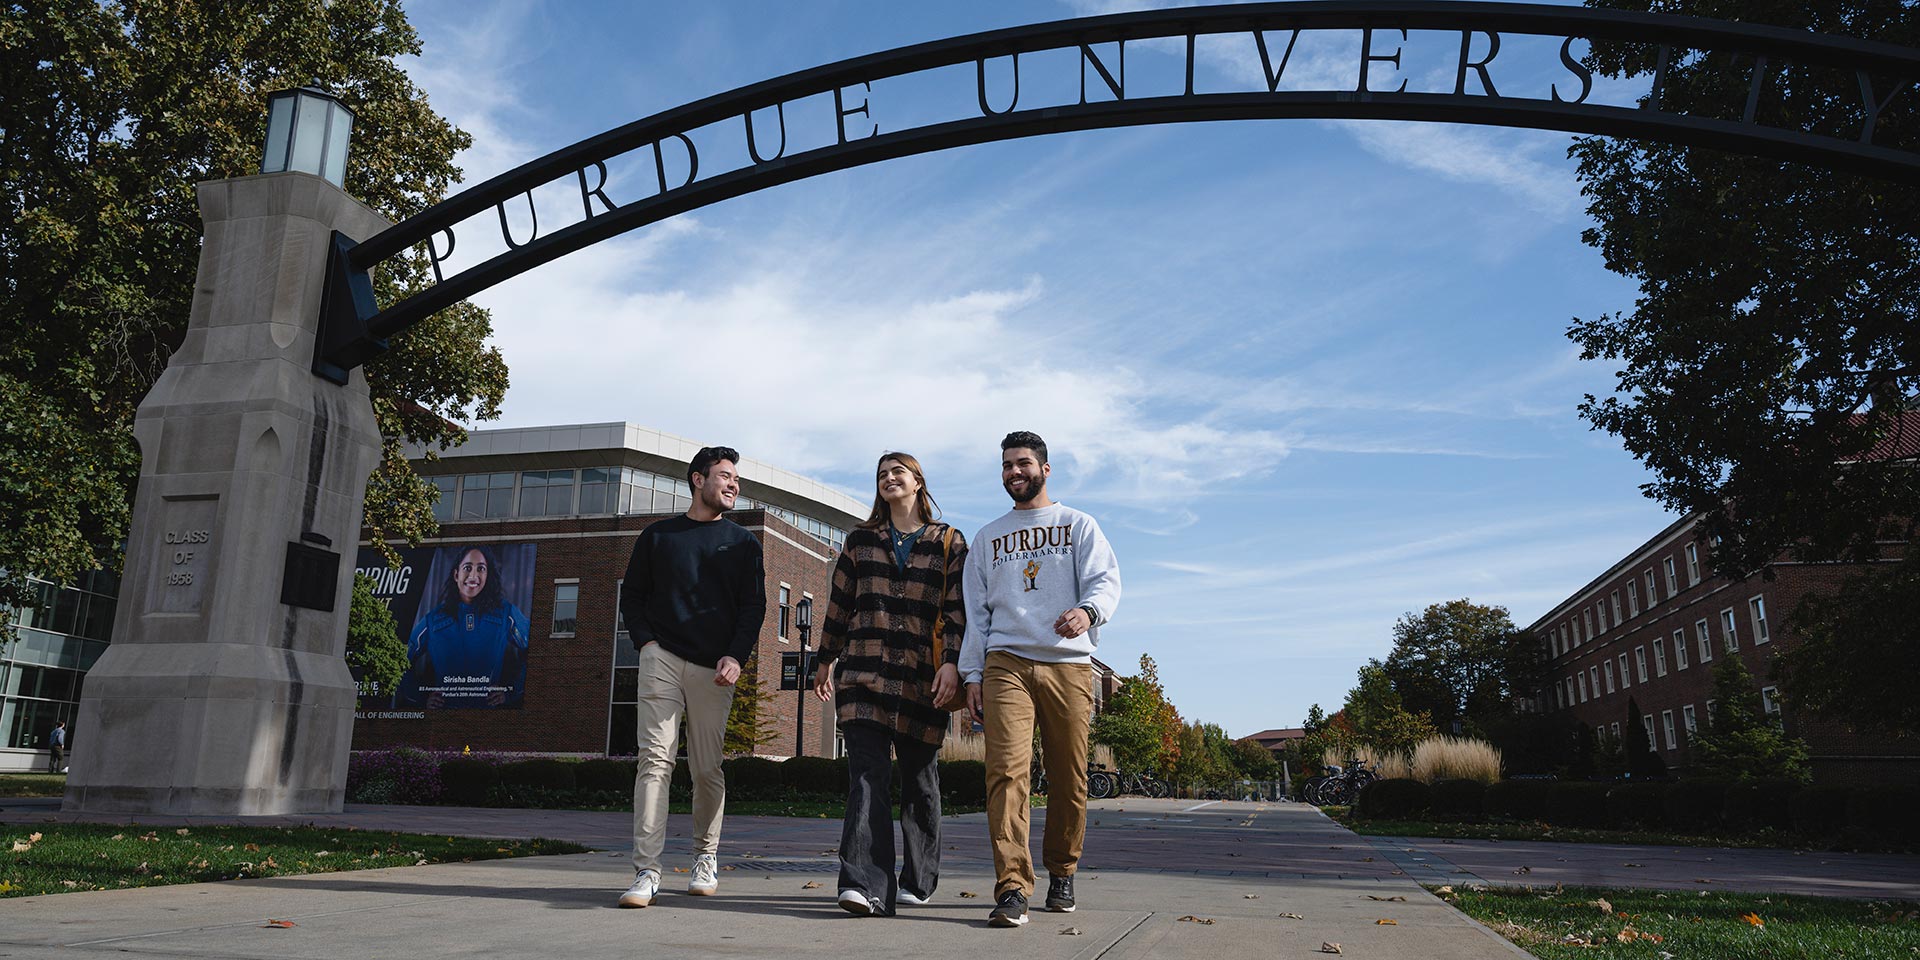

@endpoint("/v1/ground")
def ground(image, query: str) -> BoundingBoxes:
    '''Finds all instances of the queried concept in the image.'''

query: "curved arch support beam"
[313,1,1920,381]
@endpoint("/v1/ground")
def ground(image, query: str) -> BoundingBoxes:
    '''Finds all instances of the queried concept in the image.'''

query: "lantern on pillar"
[260,87,355,186]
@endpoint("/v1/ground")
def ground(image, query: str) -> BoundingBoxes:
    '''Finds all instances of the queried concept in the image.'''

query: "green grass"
[1326,807,1800,849]
[1438,883,1920,959]
[1,823,588,898]
[0,774,66,799]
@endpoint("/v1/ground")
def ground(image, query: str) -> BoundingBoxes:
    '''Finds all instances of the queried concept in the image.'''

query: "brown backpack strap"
[931,525,956,664]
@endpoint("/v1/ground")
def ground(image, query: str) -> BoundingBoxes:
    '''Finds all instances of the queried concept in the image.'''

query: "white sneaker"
[688,854,719,895]
[838,888,875,916]
[618,870,660,908]
[896,889,930,905]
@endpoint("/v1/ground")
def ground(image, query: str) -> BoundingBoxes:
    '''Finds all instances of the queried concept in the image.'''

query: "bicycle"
[1306,757,1376,805]
[1113,769,1169,798]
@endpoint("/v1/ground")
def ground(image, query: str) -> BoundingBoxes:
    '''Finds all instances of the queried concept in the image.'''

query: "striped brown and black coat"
[815,522,968,747]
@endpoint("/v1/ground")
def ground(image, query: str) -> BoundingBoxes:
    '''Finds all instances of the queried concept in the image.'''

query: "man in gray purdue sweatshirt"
[961,431,1121,928]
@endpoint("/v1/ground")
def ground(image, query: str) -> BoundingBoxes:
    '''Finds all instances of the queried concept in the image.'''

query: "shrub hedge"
[1663,780,1728,832]
[1723,780,1797,832]
[575,758,636,794]
[499,758,577,791]
[1846,785,1920,848]
[1605,782,1669,828]
[1545,782,1610,827]
[1483,779,1552,822]
[781,756,844,796]
[722,757,785,799]
[1356,778,1429,820]
[1428,779,1486,822]
[1790,785,1853,838]
[941,760,988,808]
[439,757,499,805]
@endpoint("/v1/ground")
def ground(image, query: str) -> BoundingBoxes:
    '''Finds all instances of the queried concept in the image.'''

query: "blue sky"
[398,0,1679,737]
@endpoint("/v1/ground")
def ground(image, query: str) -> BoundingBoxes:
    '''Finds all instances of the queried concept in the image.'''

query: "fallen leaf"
[1060,927,1082,935]
[1376,918,1398,925]
[801,881,821,889]
[176,828,190,836]
[672,868,689,873]
[1513,866,1531,875]
[110,834,125,841]
[1740,912,1764,928]
[263,919,296,929]
[1243,894,1260,899]
[958,891,979,898]
[1319,942,1342,954]
[1694,878,1713,884]
[1623,862,1643,868]
[1589,898,1613,914]
[244,843,260,852]
[1177,915,1215,924]
[1366,895,1406,902]
[1279,912,1304,919]
[60,880,78,889]
[28,833,42,842]
[9,841,29,852]
[1435,885,1454,895]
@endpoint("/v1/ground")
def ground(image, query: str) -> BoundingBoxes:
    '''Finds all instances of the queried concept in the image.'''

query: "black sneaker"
[988,889,1029,927]
[1045,874,1075,912]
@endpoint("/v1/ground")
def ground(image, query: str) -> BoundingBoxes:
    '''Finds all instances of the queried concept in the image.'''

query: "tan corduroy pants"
[631,642,736,875]
[983,650,1093,898]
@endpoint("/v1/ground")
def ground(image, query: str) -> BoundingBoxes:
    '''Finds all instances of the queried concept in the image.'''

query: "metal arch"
[315,0,1920,382]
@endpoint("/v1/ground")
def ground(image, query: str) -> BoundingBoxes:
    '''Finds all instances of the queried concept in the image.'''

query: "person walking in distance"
[49,721,67,773]
[616,446,767,908]
[961,431,1121,928]
[811,452,969,917]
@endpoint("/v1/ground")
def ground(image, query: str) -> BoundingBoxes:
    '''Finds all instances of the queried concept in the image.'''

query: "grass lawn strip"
[2,823,587,898]
[1325,807,1800,850]
[0,775,66,799]
[1437,882,1920,959]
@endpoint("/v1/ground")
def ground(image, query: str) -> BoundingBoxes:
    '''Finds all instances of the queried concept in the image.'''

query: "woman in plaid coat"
[812,451,968,916]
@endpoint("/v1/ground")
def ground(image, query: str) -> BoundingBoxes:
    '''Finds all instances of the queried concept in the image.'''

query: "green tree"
[1380,600,1534,735]
[1343,664,1438,757]
[1622,696,1667,780]
[1228,737,1281,781]
[1,0,509,615]
[1091,654,1182,773]
[1776,547,1920,736]
[1692,656,1812,782]
[1568,0,1919,732]
[344,572,405,700]
[725,652,777,755]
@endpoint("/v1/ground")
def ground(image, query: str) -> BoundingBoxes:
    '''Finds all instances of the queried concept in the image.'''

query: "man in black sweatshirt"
[616,445,767,907]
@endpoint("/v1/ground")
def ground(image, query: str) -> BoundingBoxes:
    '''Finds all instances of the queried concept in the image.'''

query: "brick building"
[1528,514,1919,786]
[352,423,864,759]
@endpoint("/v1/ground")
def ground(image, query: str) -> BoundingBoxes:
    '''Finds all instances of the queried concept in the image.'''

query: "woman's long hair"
[435,545,505,618]
[856,451,941,530]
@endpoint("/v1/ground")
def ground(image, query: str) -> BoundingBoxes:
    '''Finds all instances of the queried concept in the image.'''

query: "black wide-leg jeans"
[838,723,942,912]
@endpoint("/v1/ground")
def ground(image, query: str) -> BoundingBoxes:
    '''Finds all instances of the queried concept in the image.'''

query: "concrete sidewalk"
[0,798,1528,959]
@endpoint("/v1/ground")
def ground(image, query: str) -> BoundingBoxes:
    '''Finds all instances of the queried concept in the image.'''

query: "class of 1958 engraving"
[151,497,217,614]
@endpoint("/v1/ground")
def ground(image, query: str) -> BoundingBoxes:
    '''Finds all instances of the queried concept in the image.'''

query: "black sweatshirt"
[619,515,767,667]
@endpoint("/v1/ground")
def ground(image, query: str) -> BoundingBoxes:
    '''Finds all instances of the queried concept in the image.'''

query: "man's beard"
[698,485,732,513]
[1004,474,1044,504]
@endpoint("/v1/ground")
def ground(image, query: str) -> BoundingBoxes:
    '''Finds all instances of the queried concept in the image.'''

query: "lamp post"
[794,597,813,757]
[260,86,355,186]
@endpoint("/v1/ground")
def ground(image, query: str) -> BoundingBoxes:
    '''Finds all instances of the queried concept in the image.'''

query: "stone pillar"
[64,173,390,815]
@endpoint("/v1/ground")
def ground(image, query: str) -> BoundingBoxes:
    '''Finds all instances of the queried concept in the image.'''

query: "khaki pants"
[984,650,1093,898]
[631,642,736,875]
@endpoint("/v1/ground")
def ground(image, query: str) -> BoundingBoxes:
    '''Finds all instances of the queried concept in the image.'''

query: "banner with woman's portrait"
[354,542,537,710]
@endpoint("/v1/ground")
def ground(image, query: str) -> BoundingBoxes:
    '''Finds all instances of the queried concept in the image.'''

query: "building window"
[1559,624,1569,655]
[1583,609,1594,638]
[1695,619,1714,663]
[1644,569,1658,606]
[1627,581,1639,617]
[1597,601,1609,633]
[1578,673,1588,703]
[429,476,457,522]
[1720,608,1739,653]
[1749,596,1770,644]
[607,582,640,755]
[1661,710,1677,750]
[1663,556,1679,595]
[1685,542,1701,585]
[1604,660,1616,693]
[1610,721,1621,740]
[777,584,792,640]
[1588,666,1601,700]
[578,467,613,515]
[1634,647,1649,683]
[1554,683,1565,709]
[1642,713,1656,746]
[1611,590,1623,624]
[1706,699,1718,725]
[1682,704,1698,738]
[1653,637,1668,676]
[1672,629,1689,670]
[460,472,515,519]
[1617,653,1631,690]
[1761,686,1783,726]
[551,582,578,636]
[519,469,576,517]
